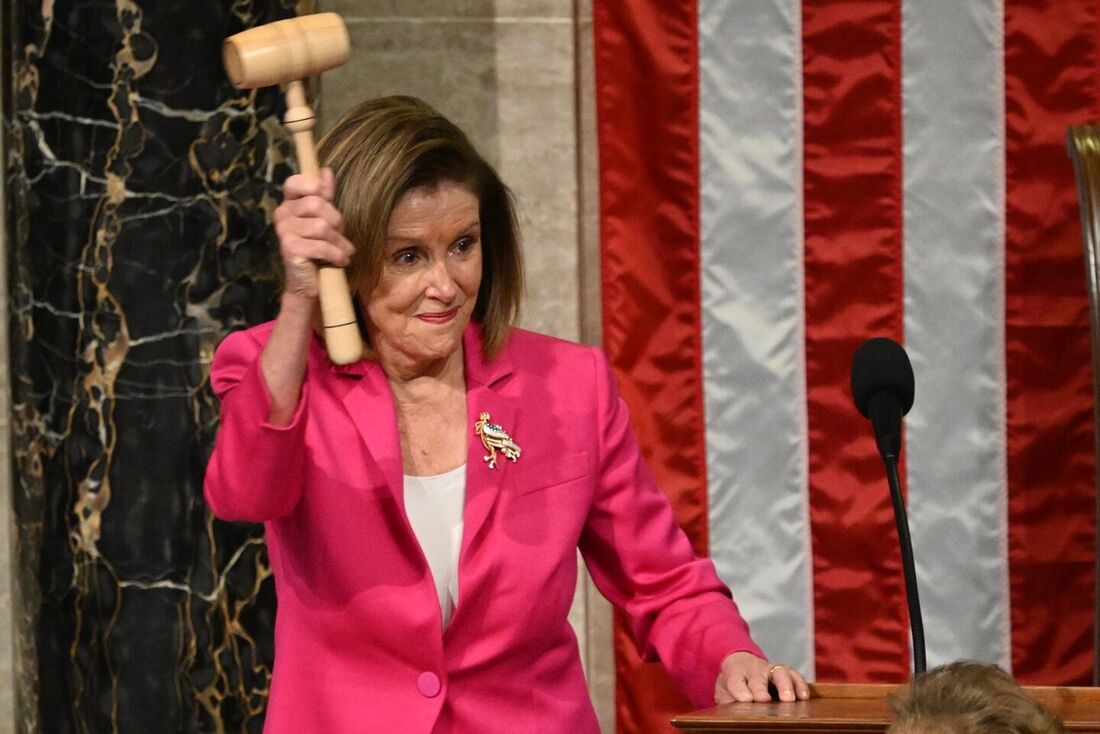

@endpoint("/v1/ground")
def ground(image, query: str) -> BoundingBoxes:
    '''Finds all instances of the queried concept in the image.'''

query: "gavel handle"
[283,80,364,365]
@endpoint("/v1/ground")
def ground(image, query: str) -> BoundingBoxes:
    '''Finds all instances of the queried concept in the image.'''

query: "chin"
[411,332,464,361]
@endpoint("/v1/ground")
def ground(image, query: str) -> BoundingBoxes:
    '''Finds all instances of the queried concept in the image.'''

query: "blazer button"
[417,671,441,698]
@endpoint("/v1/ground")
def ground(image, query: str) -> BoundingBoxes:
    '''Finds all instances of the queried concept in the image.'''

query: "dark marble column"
[6,1,309,731]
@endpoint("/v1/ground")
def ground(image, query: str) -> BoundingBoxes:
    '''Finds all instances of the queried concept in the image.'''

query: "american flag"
[594,1,1098,731]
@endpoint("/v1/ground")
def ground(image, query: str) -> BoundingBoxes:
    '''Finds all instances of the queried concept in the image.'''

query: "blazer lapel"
[459,326,519,570]
[340,362,406,513]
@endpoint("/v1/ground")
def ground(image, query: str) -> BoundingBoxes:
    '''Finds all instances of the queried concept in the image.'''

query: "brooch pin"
[474,412,521,469]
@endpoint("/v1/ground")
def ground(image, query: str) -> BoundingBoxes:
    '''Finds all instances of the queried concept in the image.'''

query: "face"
[364,180,482,371]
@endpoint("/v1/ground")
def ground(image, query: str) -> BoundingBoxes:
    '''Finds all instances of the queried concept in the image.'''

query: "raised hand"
[273,168,355,302]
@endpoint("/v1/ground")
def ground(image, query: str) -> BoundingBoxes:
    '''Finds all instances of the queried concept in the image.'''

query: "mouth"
[416,308,459,324]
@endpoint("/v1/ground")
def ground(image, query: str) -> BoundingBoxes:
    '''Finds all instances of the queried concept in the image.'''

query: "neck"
[378,344,466,397]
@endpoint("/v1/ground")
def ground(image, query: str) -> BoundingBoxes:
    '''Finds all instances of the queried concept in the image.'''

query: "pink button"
[417,671,441,698]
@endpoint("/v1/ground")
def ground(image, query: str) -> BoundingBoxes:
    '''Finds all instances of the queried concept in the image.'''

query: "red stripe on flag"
[1004,0,1097,685]
[801,0,910,682]
[594,0,708,729]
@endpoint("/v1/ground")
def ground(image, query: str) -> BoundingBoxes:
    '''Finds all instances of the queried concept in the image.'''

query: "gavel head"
[223,13,349,89]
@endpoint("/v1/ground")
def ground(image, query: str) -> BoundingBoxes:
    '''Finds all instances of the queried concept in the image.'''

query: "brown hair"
[316,95,523,359]
[888,661,1065,734]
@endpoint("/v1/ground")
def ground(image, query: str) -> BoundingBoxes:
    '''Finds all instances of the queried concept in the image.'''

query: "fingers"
[275,216,353,267]
[278,177,344,233]
[746,667,773,703]
[282,171,332,201]
[321,166,336,200]
[716,671,757,704]
[787,667,811,701]
[714,679,733,705]
[276,216,353,261]
[760,664,811,703]
[716,654,812,706]
[716,659,770,704]
[769,665,798,702]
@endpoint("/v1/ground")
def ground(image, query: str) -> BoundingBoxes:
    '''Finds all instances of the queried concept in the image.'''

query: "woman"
[204,96,809,733]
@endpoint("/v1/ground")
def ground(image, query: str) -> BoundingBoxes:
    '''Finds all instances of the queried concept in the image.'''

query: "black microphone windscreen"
[850,337,915,418]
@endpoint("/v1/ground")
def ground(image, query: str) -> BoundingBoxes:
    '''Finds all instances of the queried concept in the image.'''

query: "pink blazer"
[204,322,763,733]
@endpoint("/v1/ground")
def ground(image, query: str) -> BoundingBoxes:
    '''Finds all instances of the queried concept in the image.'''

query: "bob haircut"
[887,661,1065,734]
[315,95,523,360]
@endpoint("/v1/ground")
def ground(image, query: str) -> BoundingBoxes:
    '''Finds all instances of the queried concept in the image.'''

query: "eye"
[392,248,420,266]
[452,236,479,254]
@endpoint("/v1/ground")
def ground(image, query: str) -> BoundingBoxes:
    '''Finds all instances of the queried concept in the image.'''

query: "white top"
[403,464,466,630]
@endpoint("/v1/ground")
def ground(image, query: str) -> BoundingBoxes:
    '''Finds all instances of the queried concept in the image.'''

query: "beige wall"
[319,1,610,729]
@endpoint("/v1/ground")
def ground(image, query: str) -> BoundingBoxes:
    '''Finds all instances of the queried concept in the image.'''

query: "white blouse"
[403,464,466,630]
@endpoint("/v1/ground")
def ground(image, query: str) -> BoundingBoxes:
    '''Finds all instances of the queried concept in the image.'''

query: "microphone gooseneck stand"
[882,453,926,674]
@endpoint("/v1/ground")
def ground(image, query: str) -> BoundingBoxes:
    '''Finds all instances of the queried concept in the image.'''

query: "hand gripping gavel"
[223,13,364,365]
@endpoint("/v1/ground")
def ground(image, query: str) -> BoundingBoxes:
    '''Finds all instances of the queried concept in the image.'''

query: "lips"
[416,308,459,324]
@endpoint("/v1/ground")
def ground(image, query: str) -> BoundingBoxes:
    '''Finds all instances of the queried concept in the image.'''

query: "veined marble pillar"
[6,2,307,731]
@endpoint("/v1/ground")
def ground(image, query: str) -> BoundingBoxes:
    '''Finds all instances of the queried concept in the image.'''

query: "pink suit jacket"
[204,322,763,733]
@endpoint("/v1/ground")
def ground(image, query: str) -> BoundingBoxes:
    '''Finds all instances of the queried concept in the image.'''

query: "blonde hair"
[888,661,1065,734]
[316,96,523,359]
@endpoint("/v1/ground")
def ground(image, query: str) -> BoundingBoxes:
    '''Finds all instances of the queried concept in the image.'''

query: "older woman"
[204,95,808,733]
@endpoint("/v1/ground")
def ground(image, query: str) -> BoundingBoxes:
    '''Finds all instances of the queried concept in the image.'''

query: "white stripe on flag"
[901,0,1011,669]
[699,0,814,676]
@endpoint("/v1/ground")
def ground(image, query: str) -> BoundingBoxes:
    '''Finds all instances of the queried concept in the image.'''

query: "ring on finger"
[768,664,785,677]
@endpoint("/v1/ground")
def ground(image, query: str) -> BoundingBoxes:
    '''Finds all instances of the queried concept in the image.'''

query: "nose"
[424,256,458,301]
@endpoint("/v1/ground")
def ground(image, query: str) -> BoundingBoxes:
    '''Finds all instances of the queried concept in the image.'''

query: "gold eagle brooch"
[474,412,521,469]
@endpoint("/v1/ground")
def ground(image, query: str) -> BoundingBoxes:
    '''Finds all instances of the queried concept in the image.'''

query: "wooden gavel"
[224,13,364,365]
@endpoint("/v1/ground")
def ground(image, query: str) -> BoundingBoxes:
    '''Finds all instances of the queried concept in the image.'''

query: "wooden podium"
[672,683,1100,732]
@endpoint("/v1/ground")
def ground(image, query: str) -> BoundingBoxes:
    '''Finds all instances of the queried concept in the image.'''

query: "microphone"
[850,337,915,461]
[850,337,926,673]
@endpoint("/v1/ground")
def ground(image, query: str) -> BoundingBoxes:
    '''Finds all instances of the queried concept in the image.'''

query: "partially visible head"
[316,95,523,359]
[888,661,1065,734]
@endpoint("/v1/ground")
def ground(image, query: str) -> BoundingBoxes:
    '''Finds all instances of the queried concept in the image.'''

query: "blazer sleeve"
[203,328,310,522]
[577,347,765,707]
